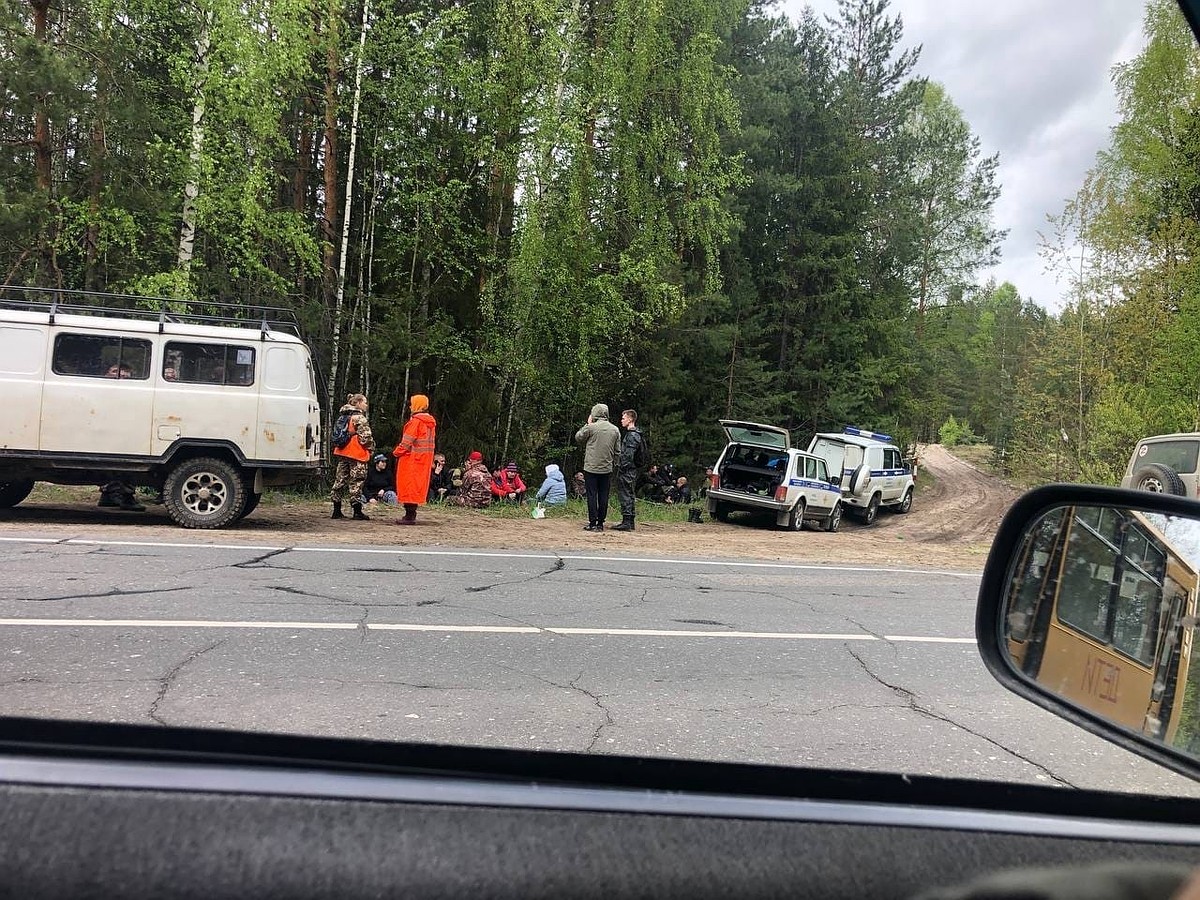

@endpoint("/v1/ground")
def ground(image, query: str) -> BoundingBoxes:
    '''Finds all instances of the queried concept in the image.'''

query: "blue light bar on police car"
[843,426,893,442]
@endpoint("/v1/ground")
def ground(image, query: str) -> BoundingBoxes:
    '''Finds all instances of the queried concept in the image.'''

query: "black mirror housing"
[978,483,1200,782]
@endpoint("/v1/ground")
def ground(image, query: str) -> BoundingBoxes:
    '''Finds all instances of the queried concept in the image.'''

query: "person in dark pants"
[574,403,621,531]
[612,409,645,531]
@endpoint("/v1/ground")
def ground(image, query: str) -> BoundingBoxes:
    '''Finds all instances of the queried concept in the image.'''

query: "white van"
[0,288,323,528]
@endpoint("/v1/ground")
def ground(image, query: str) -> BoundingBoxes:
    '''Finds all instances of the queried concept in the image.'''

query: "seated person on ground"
[428,454,452,502]
[495,462,527,503]
[665,476,691,505]
[449,452,493,508]
[362,454,397,505]
[535,464,568,506]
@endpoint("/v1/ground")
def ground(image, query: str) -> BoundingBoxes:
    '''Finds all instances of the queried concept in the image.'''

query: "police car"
[806,427,914,525]
[706,420,842,532]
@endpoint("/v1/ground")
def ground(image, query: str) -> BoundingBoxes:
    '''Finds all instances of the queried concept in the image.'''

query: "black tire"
[235,491,262,521]
[0,479,35,509]
[711,501,730,523]
[1131,463,1186,497]
[786,499,806,532]
[825,503,842,533]
[163,457,247,529]
[861,493,881,526]
[896,488,913,514]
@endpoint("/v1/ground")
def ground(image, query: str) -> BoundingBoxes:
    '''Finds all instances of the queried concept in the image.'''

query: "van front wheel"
[164,457,246,529]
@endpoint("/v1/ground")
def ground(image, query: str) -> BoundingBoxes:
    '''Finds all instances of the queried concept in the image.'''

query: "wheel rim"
[181,471,229,517]
[830,506,841,530]
[1139,477,1165,493]
[901,491,912,511]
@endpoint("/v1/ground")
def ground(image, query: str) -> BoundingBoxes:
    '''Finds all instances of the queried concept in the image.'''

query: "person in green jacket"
[574,403,621,531]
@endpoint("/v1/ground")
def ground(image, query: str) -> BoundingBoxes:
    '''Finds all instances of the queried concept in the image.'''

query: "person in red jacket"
[392,394,437,525]
[501,462,527,503]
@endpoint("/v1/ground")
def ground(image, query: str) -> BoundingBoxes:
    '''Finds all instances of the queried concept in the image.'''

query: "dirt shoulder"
[0,444,1020,571]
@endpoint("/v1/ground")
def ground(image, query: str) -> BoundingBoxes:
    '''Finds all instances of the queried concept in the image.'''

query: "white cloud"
[777,0,1149,310]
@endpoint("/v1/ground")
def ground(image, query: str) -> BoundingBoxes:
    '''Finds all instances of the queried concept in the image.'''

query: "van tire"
[786,499,806,532]
[236,492,262,521]
[896,488,913,514]
[0,479,35,509]
[825,503,842,533]
[164,457,246,529]
[860,493,881,526]
[1131,463,1187,497]
[711,501,729,523]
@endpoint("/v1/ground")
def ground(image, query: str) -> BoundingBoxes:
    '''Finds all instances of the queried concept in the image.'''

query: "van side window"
[885,449,901,470]
[804,457,817,479]
[52,333,151,379]
[816,459,828,482]
[165,341,255,386]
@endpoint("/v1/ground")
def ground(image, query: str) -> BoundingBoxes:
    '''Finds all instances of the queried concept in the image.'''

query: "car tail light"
[774,486,787,502]
[710,473,720,490]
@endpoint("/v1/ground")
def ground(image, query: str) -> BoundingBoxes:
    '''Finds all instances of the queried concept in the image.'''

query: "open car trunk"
[717,444,789,497]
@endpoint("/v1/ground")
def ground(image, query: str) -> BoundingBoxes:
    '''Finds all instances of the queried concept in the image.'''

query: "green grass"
[471,496,694,523]
[950,442,1000,473]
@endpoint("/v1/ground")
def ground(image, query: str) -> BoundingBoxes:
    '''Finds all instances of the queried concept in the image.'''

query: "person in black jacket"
[361,454,397,506]
[612,409,646,531]
[428,454,452,503]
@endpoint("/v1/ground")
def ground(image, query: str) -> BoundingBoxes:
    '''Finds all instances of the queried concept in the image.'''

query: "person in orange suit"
[392,394,437,525]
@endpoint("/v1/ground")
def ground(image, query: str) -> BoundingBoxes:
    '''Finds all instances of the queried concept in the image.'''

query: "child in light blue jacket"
[535,464,568,505]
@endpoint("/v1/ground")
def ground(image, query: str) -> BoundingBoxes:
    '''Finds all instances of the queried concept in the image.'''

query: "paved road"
[0,534,1194,797]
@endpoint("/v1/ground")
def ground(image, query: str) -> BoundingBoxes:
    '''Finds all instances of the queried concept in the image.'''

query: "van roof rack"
[0,285,303,338]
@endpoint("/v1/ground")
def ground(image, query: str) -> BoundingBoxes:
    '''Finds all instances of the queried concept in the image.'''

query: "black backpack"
[330,413,353,450]
[633,430,650,468]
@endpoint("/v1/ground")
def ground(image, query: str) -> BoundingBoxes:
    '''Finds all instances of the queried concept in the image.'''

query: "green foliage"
[0,0,1029,478]
[938,415,977,447]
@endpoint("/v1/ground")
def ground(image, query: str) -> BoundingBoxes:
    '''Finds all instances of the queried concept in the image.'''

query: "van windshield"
[1138,441,1200,475]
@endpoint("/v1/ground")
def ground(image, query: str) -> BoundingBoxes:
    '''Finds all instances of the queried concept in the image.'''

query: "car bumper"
[707,489,789,514]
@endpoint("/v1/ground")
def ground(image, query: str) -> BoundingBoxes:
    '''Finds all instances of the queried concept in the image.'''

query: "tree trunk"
[31,0,59,285]
[327,0,369,405]
[85,18,109,292]
[321,0,340,309]
[320,0,341,438]
[176,6,213,293]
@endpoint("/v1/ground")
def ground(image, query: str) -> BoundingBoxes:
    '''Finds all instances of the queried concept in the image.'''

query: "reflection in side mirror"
[831,477,841,487]
[1002,503,1200,760]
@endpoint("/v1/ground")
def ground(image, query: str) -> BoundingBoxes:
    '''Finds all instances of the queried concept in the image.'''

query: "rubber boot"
[398,503,418,525]
[352,501,369,521]
[612,517,634,532]
[331,501,345,519]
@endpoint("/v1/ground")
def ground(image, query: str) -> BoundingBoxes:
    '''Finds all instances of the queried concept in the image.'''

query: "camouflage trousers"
[330,459,368,504]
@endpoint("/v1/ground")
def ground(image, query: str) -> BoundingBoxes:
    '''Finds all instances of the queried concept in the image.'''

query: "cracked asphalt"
[0,535,1195,798]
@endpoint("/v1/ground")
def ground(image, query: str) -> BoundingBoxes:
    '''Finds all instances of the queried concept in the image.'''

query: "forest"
[2,0,1198,485]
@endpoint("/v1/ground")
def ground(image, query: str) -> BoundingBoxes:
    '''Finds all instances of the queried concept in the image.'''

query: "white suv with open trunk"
[705,420,842,532]
[806,427,914,525]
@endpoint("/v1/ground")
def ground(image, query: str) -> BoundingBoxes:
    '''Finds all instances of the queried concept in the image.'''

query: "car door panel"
[1,760,1197,900]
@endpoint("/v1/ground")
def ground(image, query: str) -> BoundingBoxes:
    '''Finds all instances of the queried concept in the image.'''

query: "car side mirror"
[977,484,1200,780]
[830,476,841,487]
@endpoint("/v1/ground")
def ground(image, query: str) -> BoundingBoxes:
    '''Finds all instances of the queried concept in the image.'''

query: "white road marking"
[0,616,974,644]
[0,536,980,578]
[0,618,358,630]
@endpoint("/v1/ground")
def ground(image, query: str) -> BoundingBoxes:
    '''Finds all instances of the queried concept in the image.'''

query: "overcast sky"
[778,0,1150,311]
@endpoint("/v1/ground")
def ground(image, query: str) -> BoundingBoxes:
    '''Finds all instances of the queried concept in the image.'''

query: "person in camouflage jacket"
[330,393,374,520]
[449,452,492,509]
